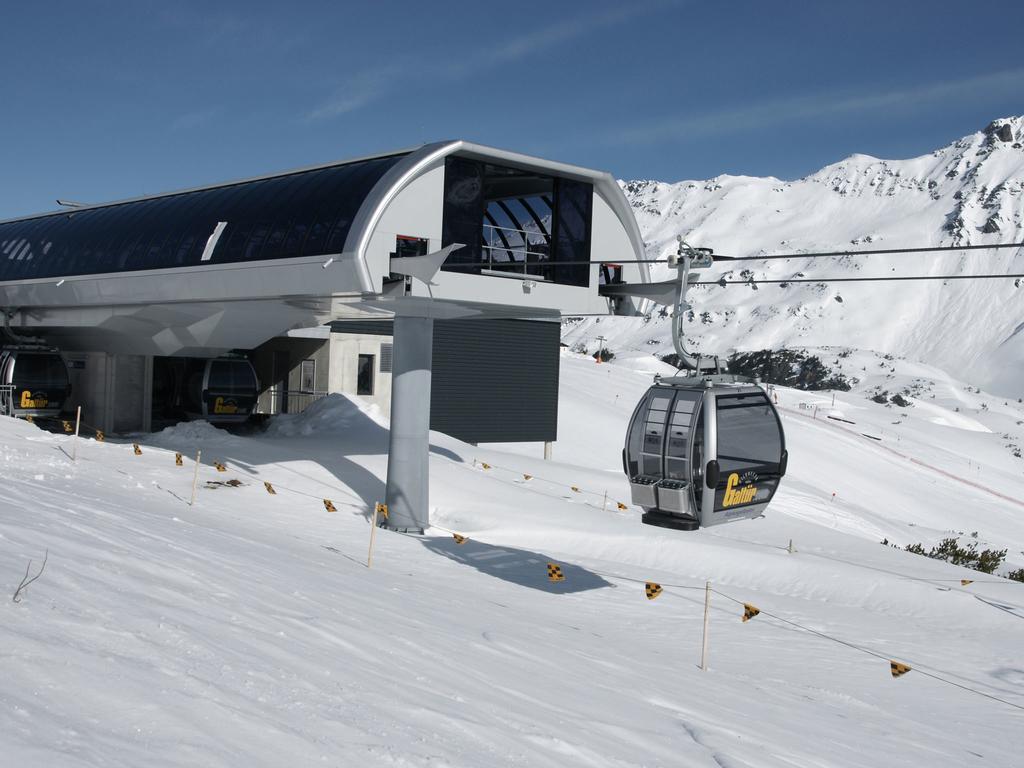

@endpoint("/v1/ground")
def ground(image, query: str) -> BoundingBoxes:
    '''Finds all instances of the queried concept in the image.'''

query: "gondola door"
[624,386,674,508]
[699,389,786,526]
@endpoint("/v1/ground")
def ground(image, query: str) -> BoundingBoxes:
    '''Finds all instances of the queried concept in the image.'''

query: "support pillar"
[384,315,434,533]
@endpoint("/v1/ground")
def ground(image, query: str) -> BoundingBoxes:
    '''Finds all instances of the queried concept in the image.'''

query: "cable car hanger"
[617,237,788,531]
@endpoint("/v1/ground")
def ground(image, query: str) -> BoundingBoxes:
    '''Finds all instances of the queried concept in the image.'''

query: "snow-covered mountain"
[569,117,1024,396]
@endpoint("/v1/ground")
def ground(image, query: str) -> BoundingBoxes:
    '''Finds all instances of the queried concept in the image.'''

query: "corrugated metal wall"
[331,319,559,443]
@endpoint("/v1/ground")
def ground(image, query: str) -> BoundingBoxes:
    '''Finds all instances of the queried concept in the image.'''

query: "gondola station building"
[0,141,648,529]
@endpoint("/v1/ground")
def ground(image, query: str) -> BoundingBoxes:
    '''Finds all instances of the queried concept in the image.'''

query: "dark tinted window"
[0,153,407,281]
[552,178,592,287]
[665,390,701,480]
[13,353,69,391]
[440,156,484,273]
[357,354,374,395]
[207,360,257,394]
[716,392,783,474]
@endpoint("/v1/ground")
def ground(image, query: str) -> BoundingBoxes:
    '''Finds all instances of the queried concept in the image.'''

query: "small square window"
[395,235,428,258]
[357,354,375,395]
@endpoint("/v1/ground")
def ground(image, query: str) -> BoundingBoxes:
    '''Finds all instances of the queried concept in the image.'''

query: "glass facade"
[0,153,408,282]
[441,157,592,287]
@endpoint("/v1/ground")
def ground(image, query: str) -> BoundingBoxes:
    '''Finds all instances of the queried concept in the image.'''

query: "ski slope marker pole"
[700,581,711,672]
[367,502,381,568]
[71,406,81,462]
[189,449,202,507]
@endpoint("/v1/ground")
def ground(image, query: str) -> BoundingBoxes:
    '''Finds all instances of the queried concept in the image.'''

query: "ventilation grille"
[380,343,394,373]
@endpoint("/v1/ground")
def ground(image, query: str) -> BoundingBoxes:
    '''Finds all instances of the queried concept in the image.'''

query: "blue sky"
[2,0,1023,219]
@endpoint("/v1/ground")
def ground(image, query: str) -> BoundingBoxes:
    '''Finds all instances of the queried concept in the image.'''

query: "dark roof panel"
[0,153,409,282]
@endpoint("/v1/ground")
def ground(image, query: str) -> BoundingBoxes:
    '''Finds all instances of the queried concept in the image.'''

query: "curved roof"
[1,141,647,289]
[0,151,409,282]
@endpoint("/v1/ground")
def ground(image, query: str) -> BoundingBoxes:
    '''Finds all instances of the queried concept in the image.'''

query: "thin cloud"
[611,68,1024,145]
[304,0,681,122]
[470,2,666,70]
[305,64,408,122]
[168,107,222,133]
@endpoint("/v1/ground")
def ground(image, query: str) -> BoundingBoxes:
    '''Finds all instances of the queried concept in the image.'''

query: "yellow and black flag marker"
[133,443,142,456]
[264,481,276,495]
[480,462,491,470]
[95,430,104,442]
[175,453,183,466]
[961,579,973,586]
[617,502,628,511]
[742,603,760,622]
[453,533,467,545]
[375,502,389,520]
[570,486,581,493]
[645,582,663,600]
[324,499,337,513]
[523,474,532,481]
[547,562,565,583]
[63,420,73,434]
[890,661,912,678]
[214,462,227,473]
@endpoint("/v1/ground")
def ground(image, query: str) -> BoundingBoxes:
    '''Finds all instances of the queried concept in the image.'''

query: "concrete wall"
[250,333,392,414]
[328,333,393,413]
[65,351,151,434]
[250,337,330,414]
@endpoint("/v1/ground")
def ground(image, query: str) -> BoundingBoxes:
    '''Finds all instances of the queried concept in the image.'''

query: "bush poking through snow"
[891,537,1007,574]
[677,349,854,390]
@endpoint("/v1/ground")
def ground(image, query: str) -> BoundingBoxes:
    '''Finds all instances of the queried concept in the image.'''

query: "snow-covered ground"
[2,351,1023,766]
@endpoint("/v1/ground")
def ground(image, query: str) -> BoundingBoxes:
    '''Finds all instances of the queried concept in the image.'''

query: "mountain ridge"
[586,116,1024,397]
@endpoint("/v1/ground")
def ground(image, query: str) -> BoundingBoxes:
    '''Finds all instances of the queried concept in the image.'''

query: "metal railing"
[481,223,552,279]
[0,385,12,417]
[261,388,330,415]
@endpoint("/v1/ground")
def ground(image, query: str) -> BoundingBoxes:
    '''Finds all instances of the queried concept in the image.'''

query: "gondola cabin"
[185,357,259,424]
[624,377,787,530]
[0,348,71,419]
[178,358,262,423]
